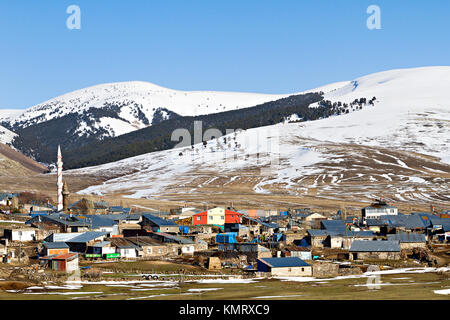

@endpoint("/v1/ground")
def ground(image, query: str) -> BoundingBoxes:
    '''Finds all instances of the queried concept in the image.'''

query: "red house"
[192,207,243,226]
[225,209,243,224]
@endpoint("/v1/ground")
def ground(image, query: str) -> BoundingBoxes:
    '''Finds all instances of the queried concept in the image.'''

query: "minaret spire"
[57,145,63,212]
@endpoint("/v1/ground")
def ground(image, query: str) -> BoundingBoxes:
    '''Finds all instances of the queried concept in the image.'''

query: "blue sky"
[0,0,449,108]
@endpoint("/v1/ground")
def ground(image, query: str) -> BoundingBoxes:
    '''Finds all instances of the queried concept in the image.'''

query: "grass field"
[0,268,448,300]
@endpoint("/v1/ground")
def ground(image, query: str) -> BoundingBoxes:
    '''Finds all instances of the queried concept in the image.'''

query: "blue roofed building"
[257,257,312,276]
[141,214,180,233]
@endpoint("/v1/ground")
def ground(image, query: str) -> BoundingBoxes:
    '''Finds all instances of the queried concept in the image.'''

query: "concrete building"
[349,240,401,260]
[387,232,427,250]
[362,199,398,220]
[3,228,37,242]
[257,257,312,276]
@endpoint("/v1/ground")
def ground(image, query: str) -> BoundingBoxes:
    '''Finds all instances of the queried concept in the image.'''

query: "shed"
[39,253,79,273]
[43,242,70,256]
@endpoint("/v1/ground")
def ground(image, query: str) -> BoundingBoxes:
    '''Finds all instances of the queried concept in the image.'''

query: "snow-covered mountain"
[4,81,294,139]
[70,66,450,206]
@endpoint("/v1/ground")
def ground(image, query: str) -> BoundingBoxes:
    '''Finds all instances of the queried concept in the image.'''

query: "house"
[89,241,116,256]
[257,257,312,276]
[241,216,278,236]
[218,243,272,262]
[109,238,140,258]
[283,247,312,260]
[77,215,121,235]
[349,240,401,260]
[141,214,180,233]
[148,232,196,255]
[65,231,110,253]
[306,229,329,248]
[127,236,171,258]
[26,214,91,233]
[387,232,427,250]
[192,207,243,227]
[362,199,398,220]
[3,227,37,242]
[379,214,427,234]
[39,253,79,273]
[365,219,388,233]
[43,242,70,256]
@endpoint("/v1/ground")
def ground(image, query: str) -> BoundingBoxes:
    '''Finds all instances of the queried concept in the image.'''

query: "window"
[221,216,224,220]
[158,248,162,254]
[197,217,201,221]
[301,268,304,272]
[147,248,152,254]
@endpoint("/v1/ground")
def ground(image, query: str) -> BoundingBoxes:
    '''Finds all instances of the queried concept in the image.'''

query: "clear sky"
[0,0,449,108]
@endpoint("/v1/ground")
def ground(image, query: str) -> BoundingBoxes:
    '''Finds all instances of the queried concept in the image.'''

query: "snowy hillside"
[303,66,450,164]
[0,125,17,145]
[5,81,295,139]
[71,66,450,205]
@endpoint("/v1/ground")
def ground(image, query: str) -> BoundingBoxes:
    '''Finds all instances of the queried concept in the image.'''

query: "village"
[0,191,449,284]
[0,147,448,299]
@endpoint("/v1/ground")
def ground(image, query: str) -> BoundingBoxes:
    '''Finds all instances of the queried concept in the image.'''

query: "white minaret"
[57,145,63,212]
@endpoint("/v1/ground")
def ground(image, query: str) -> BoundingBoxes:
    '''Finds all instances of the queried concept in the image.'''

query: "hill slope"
[70,66,450,206]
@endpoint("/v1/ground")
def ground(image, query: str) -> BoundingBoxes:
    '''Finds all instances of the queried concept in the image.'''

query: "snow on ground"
[69,67,450,199]
[434,289,450,295]
[0,125,17,145]
[6,81,295,134]
[302,66,450,164]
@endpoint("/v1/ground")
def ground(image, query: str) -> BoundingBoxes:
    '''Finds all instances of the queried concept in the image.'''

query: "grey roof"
[307,229,329,237]
[143,214,179,227]
[66,231,109,243]
[152,232,194,244]
[365,219,388,226]
[321,220,348,233]
[387,233,426,243]
[380,215,427,229]
[259,257,310,268]
[349,240,400,252]
[308,229,374,238]
[43,242,69,249]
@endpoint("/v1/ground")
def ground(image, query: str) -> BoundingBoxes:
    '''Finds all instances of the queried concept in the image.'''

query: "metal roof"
[43,242,69,249]
[259,257,310,268]
[387,233,426,243]
[66,231,109,243]
[380,215,427,229]
[349,240,400,252]
[321,220,348,233]
[91,241,111,248]
[143,214,179,227]
[109,237,141,249]
[152,232,194,244]
[307,229,329,237]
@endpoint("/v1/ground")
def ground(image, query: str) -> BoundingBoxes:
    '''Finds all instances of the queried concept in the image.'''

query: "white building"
[362,199,398,220]
[4,228,37,242]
